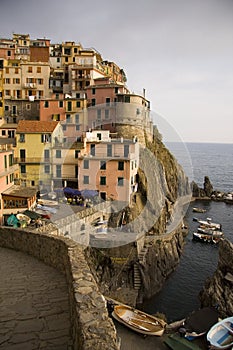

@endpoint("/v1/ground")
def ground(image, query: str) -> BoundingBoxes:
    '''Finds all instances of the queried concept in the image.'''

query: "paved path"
[0,247,72,350]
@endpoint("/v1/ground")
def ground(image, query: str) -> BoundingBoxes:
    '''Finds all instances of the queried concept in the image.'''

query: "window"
[44,165,50,174]
[118,177,124,186]
[124,145,129,157]
[44,101,49,108]
[5,78,10,84]
[56,165,61,177]
[37,78,43,84]
[107,144,112,157]
[105,109,109,119]
[75,150,80,158]
[7,51,11,57]
[28,66,33,73]
[115,87,119,94]
[2,130,6,136]
[83,160,89,169]
[67,101,72,111]
[106,97,110,106]
[19,134,25,142]
[91,98,96,106]
[9,154,13,166]
[76,93,80,98]
[26,104,31,110]
[66,114,71,123]
[5,105,9,111]
[76,101,80,108]
[62,124,67,131]
[100,161,106,170]
[100,176,106,185]
[4,155,7,169]
[75,114,79,123]
[92,88,96,95]
[37,67,41,73]
[97,109,101,120]
[6,176,8,185]
[41,134,51,143]
[125,95,130,103]
[31,180,35,186]
[97,133,102,140]
[44,150,50,159]
[59,101,63,108]
[90,144,95,156]
[15,68,19,74]
[56,150,61,158]
[21,164,26,174]
[118,161,124,170]
[83,175,89,184]
[76,125,80,131]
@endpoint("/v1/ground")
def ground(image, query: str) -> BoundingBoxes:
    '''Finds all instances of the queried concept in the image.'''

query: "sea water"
[143,143,233,322]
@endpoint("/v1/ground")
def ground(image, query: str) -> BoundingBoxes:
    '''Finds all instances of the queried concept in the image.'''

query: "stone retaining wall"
[0,227,119,350]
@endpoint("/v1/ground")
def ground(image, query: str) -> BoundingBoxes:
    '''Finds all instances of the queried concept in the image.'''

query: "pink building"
[78,130,139,202]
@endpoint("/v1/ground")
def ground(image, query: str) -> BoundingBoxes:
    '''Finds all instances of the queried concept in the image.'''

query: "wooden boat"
[207,316,233,349]
[192,232,222,244]
[112,304,166,336]
[164,333,203,350]
[192,207,206,213]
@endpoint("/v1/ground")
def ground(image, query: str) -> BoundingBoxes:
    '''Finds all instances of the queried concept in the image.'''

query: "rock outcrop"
[192,176,213,197]
[199,239,233,318]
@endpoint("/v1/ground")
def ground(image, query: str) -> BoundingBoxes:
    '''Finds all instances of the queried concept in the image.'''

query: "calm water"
[143,143,233,322]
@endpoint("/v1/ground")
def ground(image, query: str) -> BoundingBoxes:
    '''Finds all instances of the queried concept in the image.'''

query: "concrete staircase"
[133,243,150,290]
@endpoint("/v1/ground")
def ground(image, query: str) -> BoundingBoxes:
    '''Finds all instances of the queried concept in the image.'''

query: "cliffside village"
[0,33,155,226]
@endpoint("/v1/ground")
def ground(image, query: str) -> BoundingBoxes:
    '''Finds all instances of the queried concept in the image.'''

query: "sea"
[143,142,233,322]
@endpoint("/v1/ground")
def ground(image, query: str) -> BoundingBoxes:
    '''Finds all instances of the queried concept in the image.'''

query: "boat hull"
[112,304,166,336]
[207,316,233,349]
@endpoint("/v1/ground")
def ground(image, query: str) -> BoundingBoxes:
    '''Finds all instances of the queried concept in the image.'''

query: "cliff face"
[86,129,191,305]
[199,239,233,318]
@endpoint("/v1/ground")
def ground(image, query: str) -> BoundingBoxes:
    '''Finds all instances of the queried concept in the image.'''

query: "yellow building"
[15,120,63,190]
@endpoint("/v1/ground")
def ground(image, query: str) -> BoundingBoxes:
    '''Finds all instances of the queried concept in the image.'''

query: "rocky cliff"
[86,128,191,306]
[199,239,233,318]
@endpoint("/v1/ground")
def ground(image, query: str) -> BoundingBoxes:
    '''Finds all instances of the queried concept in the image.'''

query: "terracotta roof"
[16,120,59,133]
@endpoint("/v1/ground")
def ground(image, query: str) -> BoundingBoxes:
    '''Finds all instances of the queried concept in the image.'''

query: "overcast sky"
[1,0,233,143]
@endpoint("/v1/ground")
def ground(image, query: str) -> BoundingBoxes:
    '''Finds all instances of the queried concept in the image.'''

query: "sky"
[1,0,233,143]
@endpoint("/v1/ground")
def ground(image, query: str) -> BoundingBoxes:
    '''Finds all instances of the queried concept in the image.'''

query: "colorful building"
[15,120,63,190]
[78,130,139,202]
[0,138,19,224]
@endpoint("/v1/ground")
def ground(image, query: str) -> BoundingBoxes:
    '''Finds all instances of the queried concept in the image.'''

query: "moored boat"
[112,304,166,336]
[192,232,223,244]
[192,207,206,213]
[197,227,224,237]
[207,316,233,349]
[193,217,222,230]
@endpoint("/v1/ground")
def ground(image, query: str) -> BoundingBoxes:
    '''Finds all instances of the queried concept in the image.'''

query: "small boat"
[112,304,166,336]
[192,207,206,213]
[192,232,222,244]
[207,316,233,349]
[193,217,221,230]
[197,227,224,237]
[164,333,203,349]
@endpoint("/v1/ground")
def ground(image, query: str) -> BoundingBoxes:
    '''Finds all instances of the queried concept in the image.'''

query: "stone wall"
[0,227,119,350]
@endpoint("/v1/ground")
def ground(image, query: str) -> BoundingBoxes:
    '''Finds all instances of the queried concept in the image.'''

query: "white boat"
[192,232,222,244]
[112,304,166,336]
[197,227,224,237]
[193,217,222,230]
[207,316,233,349]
